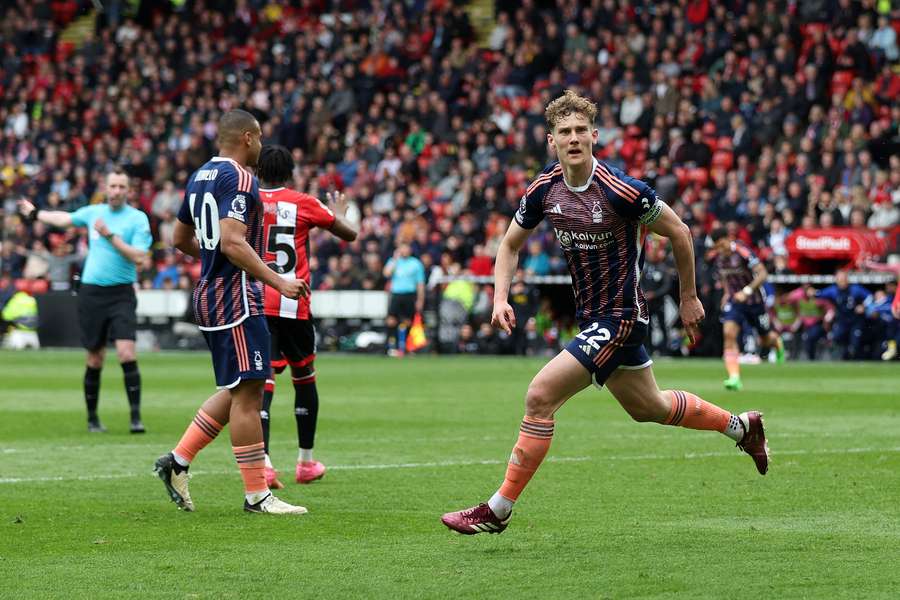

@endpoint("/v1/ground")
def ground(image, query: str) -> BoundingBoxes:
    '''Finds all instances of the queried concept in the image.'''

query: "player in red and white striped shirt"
[256,145,357,488]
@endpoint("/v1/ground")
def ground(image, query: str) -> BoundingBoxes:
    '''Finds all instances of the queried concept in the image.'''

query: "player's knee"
[86,350,104,369]
[291,364,314,379]
[233,380,265,406]
[117,348,136,363]
[524,383,556,418]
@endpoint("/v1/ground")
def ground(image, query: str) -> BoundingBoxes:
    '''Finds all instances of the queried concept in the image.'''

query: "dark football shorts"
[564,316,652,389]
[388,292,417,322]
[720,301,772,336]
[78,283,137,350]
[202,316,271,389]
[266,315,316,372]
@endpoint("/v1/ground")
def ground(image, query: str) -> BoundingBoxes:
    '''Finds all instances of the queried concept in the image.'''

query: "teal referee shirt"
[70,204,152,286]
[386,256,425,294]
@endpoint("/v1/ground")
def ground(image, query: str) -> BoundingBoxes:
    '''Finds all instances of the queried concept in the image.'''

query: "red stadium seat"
[712,150,734,171]
[688,167,709,187]
[830,71,854,97]
[13,279,49,295]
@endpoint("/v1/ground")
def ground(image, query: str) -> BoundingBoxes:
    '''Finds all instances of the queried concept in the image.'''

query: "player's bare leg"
[231,379,306,515]
[85,347,105,432]
[722,321,743,390]
[442,350,590,534]
[155,389,229,511]
[605,366,769,474]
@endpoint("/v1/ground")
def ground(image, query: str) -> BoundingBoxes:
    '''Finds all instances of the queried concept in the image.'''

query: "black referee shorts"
[77,283,137,351]
[388,292,417,323]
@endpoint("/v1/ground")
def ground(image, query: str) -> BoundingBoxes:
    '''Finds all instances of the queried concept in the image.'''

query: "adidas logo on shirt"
[550,203,563,214]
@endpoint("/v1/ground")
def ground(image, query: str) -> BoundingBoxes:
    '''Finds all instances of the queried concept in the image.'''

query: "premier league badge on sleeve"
[228,194,247,220]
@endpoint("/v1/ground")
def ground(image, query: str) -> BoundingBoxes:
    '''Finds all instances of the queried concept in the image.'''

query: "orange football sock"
[724,350,740,378]
[173,409,223,463]
[497,416,554,501]
[663,390,732,432]
[233,442,268,496]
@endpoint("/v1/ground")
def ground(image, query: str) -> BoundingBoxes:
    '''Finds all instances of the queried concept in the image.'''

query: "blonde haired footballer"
[441,91,770,535]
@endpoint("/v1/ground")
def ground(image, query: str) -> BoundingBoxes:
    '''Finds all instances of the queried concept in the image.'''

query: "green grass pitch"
[1,350,899,599]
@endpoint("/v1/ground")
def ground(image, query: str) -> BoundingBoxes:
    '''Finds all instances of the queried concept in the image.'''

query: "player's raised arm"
[219,217,308,300]
[647,202,705,342]
[325,191,358,242]
[492,220,531,334]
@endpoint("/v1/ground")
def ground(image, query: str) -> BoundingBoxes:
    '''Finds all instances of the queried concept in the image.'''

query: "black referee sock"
[293,377,319,452]
[121,361,141,421]
[84,366,101,422]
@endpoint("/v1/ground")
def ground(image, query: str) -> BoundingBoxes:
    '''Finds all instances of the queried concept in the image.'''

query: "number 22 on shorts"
[576,322,611,350]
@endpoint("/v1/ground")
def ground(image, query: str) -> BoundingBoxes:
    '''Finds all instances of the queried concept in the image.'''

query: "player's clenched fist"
[277,278,310,300]
[491,302,516,334]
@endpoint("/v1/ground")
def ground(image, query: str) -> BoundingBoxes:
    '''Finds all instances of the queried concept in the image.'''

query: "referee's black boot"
[130,419,146,434]
[88,419,107,433]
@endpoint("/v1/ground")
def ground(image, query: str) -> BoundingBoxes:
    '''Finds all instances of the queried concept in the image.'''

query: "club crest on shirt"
[591,201,602,223]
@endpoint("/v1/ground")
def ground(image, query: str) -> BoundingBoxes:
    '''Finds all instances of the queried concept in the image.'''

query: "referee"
[19,168,152,433]
[382,242,426,356]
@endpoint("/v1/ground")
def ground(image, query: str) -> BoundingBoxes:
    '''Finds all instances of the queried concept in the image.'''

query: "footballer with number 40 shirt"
[441,91,772,536]
[154,111,309,516]
[255,145,358,490]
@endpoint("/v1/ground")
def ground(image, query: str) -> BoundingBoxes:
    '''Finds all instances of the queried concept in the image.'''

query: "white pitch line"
[0,456,590,484]
[1,447,899,485]
[0,430,877,454]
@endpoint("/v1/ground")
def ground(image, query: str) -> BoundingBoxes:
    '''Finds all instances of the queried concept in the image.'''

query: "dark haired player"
[154,110,309,515]
[254,145,358,487]
[710,227,784,391]
[441,90,770,536]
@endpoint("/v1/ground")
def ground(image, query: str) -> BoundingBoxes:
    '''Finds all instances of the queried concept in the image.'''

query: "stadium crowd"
[1,0,898,359]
